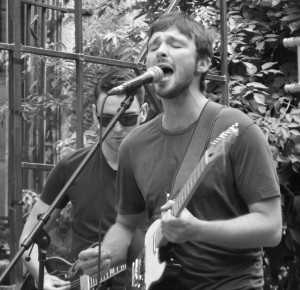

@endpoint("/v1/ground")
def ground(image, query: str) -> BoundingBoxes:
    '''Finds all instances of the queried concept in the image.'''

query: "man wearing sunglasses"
[19,68,148,290]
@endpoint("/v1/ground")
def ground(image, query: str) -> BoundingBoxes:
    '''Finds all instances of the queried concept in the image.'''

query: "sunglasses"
[98,113,139,127]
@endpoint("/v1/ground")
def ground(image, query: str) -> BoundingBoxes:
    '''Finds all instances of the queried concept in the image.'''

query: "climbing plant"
[1,0,300,287]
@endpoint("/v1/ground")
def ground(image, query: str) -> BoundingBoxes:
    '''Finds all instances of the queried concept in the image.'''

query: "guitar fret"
[197,163,201,177]
[196,163,200,179]
[191,171,196,187]
[187,179,190,195]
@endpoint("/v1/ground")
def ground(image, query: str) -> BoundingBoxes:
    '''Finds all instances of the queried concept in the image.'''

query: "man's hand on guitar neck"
[161,199,199,243]
[40,273,70,290]
[77,246,111,279]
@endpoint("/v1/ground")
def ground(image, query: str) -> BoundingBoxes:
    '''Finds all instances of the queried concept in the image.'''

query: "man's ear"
[139,103,149,124]
[196,57,211,74]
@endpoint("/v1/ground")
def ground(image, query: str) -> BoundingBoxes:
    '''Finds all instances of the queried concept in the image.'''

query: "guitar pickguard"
[132,220,181,290]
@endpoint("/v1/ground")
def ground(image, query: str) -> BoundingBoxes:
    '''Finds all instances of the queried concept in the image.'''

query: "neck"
[102,142,118,170]
[161,91,208,131]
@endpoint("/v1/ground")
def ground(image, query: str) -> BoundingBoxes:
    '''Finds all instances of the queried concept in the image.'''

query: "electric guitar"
[131,123,239,290]
[21,256,126,290]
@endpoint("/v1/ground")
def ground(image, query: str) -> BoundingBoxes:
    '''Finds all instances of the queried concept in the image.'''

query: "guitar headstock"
[205,123,239,163]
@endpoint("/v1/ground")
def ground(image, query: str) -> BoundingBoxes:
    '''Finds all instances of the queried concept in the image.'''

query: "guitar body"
[144,220,166,290]
[132,220,181,290]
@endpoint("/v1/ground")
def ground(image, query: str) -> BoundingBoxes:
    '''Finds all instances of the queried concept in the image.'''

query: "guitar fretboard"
[154,151,212,247]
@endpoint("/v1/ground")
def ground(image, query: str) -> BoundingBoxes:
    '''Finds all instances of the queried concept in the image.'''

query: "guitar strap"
[169,100,224,199]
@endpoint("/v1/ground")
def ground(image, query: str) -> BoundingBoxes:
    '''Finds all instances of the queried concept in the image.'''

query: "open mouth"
[157,64,174,81]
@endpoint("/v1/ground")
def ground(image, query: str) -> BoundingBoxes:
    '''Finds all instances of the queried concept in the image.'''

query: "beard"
[155,63,197,100]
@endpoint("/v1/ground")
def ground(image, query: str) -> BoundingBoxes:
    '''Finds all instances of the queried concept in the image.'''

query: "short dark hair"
[148,12,214,92]
[94,68,145,106]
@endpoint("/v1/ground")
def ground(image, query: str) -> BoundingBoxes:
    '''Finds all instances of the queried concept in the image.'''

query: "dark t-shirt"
[41,147,124,290]
[117,104,280,290]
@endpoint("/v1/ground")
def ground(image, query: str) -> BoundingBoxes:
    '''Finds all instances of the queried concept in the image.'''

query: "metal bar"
[283,37,300,94]
[83,54,145,69]
[21,0,92,15]
[0,42,14,50]
[31,3,39,195]
[21,45,146,68]
[0,42,147,69]
[22,162,54,171]
[74,0,84,149]
[298,46,300,82]
[0,45,227,86]
[54,0,63,156]
[7,0,24,285]
[283,37,300,48]
[284,46,300,94]
[22,1,32,190]
[21,45,89,59]
[219,0,229,105]
[207,74,226,83]
[36,5,47,192]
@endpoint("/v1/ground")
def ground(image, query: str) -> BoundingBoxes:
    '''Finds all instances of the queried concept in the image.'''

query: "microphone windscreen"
[147,66,164,82]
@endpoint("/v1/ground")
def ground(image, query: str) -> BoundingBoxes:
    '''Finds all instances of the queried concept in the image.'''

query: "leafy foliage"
[223,0,300,172]
[83,0,300,288]
[2,0,300,286]
[119,0,300,175]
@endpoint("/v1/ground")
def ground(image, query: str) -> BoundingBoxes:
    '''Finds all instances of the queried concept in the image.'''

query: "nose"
[156,43,168,58]
[113,120,123,132]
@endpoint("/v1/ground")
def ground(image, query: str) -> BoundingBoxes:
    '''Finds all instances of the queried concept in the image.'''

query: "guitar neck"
[172,155,209,217]
[154,154,211,247]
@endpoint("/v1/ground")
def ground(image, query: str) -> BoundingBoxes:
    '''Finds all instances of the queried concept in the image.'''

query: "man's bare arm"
[78,211,147,278]
[161,196,282,248]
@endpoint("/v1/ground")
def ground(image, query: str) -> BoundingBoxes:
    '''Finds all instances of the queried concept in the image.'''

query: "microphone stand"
[0,92,135,289]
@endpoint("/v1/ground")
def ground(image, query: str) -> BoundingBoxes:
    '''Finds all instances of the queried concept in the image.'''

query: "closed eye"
[149,46,158,52]
[171,43,183,49]
[148,41,160,52]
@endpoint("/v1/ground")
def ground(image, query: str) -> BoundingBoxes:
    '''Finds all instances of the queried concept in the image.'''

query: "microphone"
[107,66,164,95]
